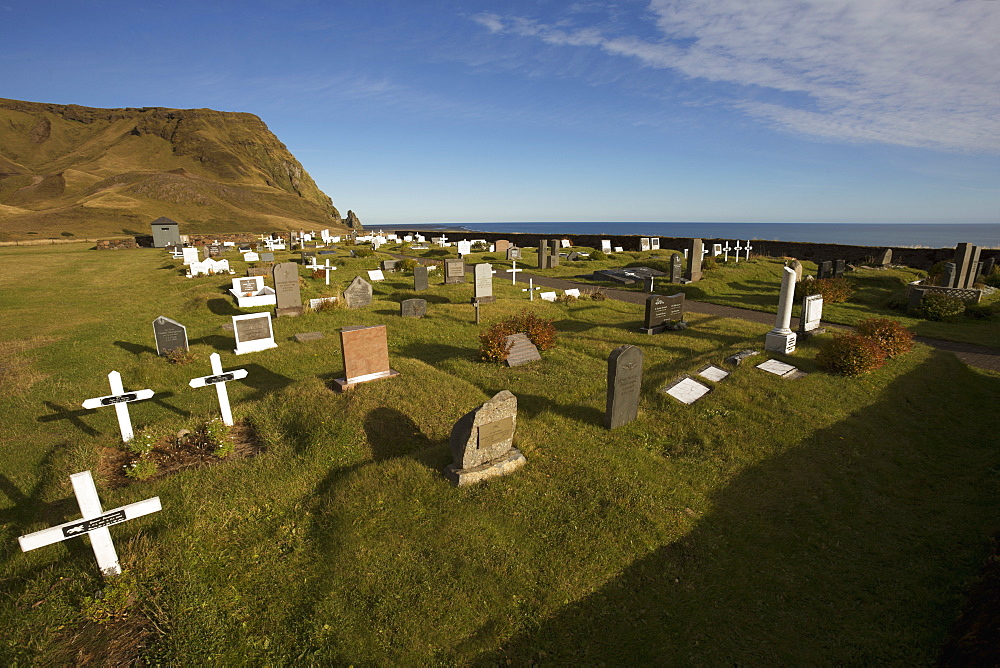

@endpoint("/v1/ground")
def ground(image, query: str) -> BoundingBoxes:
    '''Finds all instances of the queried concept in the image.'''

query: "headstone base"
[275,306,304,317]
[798,327,827,339]
[472,296,496,304]
[331,369,400,392]
[764,330,797,354]
[443,448,526,487]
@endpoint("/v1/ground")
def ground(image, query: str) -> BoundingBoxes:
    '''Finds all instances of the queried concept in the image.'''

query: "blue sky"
[1,0,998,225]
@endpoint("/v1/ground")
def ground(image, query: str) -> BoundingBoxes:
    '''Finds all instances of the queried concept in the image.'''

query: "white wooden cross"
[722,242,731,262]
[17,470,161,577]
[506,260,523,285]
[325,259,333,286]
[743,240,753,261]
[188,353,248,426]
[733,242,743,263]
[81,371,154,443]
[521,277,535,300]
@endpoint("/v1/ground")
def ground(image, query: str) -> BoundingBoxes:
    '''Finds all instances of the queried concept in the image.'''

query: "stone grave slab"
[309,296,338,309]
[243,252,260,262]
[642,293,685,334]
[756,359,806,379]
[232,313,277,355]
[400,298,427,318]
[444,259,465,284]
[799,294,825,334]
[539,291,557,302]
[697,365,729,382]
[504,333,541,366]
[381,259,398,272]
[662,375,712,404]
[725,349,760,366]
[564,288,580,298]
[444,390,525,486]
[367,269,385,282]
[260,252,275,262]
[343,276,373,308]
[606,344,643,429]
[152,316,188,356]
[332,324,399,391]
[294,332,324,343]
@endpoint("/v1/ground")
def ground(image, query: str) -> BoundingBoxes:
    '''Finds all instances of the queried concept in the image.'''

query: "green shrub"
[590,289,607,301]
[124,457,157,480]
[916,292,966,321]
[478,311,557,363]
[126,429,157,457]
[984,271,1000,288]
[591,250,607,261]
[816,333,887,376]
[399,258,417,272]
[811,277,855,303]
[702,257,717,271]
[855,318,914,358]
[964,303,998,320]
[352,247,374,258]
[165,347,196,365]
[555,294,578,303]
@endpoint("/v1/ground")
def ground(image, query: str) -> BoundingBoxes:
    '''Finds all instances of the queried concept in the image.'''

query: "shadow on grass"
[206,298,242,317]
[401,342,477,365]
[508,391,604,428]
[189,334,233,352]
[114,340,157,356]
[37,402,99,437]
[481,351,1000,664]
[149,391,189,417]
[362,407,449,469]
[234,364,295,403]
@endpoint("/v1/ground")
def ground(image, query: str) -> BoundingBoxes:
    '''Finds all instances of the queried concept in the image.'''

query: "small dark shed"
[150,217,182,248]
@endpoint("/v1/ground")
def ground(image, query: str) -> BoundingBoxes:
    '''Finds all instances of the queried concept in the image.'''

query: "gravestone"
[640,238,651,251]
[662,375,712,404]
[232,313,277,355]
[331,324,400,391]
[504,333,541,366]
[456,240,472,256]
[413,265,429,291]
[642,293,685,334]
[764,267,797,354]
[474,263,495,303]
[272,262,303,317]
[605,345,643,429]
[300,250,317,264]
[444,259,465,284]
[381,259,399,272]
[343,276,373,308]
[685,238,703,282]
[982,257,995,279]
[670,254,683,283]
[539,291,557,302]
[181,247,199,266]
[834,259,846,278]
[260,252,275,262]
[817,260,833,279]
[601,239,612,252]
[799,294,825,336]
[507,247,521,261]
[294,332,324,343]
[444,390,525,486]
[939,262,957,287]
[152,316,188,356]
[789,259,803,283]
[367,269,385,282]
[964,245,982,288]
[243,252,260,262]
[400,298,427,318]
[651,238,660,250]
[548,240,560,267]
[495,239,511,254]
[537,240,548,269]
[877,248,892,267]
[713,243,723,257]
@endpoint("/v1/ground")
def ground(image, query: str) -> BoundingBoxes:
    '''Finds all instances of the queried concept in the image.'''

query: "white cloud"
[473,1,1000,152]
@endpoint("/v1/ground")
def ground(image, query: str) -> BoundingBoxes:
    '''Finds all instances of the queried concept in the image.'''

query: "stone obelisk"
[765,266,797,354]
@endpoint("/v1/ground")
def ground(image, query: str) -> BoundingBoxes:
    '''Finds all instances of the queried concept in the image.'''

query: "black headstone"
[643,293,684,332]
[413,265,429,291]
[940,262,957,287]
[670,254,683,283]
[605,344,643,429]
[152,316,188,356]
[400,298,427,318]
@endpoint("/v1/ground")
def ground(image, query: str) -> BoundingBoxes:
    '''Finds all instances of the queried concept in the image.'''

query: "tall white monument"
[765,266,798,354]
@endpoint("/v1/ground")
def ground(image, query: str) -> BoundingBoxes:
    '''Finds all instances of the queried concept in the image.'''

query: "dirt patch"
[50,611,157,666]
[99,420,263,488]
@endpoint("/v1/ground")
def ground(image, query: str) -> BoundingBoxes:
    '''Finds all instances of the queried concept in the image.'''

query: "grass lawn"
[0,242,998,663]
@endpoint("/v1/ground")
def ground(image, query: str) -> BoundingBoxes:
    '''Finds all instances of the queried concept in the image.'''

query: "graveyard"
[1,239,998,663]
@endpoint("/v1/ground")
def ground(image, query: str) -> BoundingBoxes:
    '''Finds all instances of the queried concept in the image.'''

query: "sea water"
[378,222,1000,249]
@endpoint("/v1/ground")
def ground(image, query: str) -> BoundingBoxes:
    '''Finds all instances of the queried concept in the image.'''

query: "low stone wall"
[186,233,264,246]
[389,229,998,271]
[96,238,139,250]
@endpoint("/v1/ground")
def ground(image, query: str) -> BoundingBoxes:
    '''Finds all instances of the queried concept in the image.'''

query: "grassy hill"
[0,242,997,663]
[0,98,350,240]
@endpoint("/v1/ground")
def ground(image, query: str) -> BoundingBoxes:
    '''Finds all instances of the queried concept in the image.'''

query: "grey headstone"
[381,259,399,272]
[568,251,580,261]
[400,298,427,318]
[537,240,548,269]
[834,260,846,278]
[343,275,373,308]
[548,240,560,268]
[725,349,760,366]
[818,260,833,279]
[907,287,926,313]
[982,257,995,279]
[273,262,303,317]
[789,259,803,283]
[260,252,275,262]
[294,332,324,343]
[474,263,494,303]
[495,239,511,253]
[413,265,429,291]
[686,238,703,281]
[670,254,683,283]
[799,294,824,333]
[605,345,643,429]
[953,243,974,289]
[504,333,541,367]
[300,250,316,263]
[448,390,518,470]
[507,247,521,261]
[152,316,188,356]
[878,248,892,267]
[246,267,269,276]
[966,246,982,287]
[940,262,957,287]
[444,259,465,284]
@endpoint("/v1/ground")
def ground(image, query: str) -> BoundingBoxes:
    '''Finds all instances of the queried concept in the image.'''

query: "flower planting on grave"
[815,332,888,376]
[479,311,557,362]
[916,292,966,320]
[808,276,855,303]
[854,318,914,358]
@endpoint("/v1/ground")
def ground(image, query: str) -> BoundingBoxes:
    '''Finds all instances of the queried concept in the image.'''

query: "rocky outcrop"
[345,210,364,231]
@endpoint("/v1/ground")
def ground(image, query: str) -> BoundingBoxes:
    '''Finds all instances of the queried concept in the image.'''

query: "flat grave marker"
[697,364,730,382]
[367,269,385,282]
[756,359,807,379]
[662,375,712,404]
[232,312,277,355]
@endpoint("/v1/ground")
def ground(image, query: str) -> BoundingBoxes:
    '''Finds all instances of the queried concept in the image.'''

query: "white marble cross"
[188,353,248,426]
[744,240,753,261]
[722,242,731,262]
[81,371,154,443]
[506,261,523,284]
[17,470,161,577]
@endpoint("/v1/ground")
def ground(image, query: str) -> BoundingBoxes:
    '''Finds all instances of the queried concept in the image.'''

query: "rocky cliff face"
[0,98,350,239]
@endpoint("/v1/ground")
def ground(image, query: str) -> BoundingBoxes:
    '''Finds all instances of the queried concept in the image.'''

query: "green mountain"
[0,98,353,240]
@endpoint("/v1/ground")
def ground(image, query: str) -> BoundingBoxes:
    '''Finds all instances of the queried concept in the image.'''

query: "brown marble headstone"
[332,324,399,391]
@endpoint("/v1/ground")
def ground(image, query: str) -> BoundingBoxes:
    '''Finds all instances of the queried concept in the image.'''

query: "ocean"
[372,222,1000,249]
